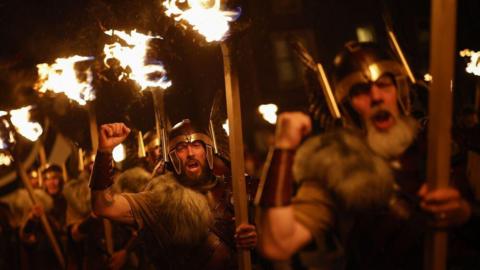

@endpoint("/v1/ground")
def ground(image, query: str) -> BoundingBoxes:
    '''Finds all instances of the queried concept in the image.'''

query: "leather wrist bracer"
[259,148,295,207]
[89,151,114,190]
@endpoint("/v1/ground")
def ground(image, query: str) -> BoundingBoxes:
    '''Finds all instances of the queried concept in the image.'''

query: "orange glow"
[163,0,239,42]
[9,106,43,141]
[104,29,172,90]
[35,55,95,105]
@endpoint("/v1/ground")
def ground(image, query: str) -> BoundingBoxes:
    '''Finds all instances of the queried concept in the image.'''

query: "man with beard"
[257,42,478,269]
[90,119,257,270]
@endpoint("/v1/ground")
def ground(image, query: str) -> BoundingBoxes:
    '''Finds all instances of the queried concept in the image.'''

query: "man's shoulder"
[144,171,182,191]
[292,128,369,182]
[293,128,395,212]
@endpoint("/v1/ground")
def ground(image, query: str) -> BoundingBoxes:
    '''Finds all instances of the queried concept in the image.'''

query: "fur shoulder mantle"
[292,129,395,211]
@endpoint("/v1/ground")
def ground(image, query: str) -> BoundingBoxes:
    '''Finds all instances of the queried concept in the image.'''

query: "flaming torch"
[35,55,95,106]
[163,0,240,42]
[0,108,65,268]
[103,29,172,168]
[34,54,97,174]
[34,55,108,259]
[0,113,15,167]
[102,29,172,254]
[163,1,250,269]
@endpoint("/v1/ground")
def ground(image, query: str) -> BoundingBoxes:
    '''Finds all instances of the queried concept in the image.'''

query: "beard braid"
[366,115,418,159]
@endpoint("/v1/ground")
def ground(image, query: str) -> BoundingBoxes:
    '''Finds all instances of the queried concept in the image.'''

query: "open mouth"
[186,160,200,171]
[371,110,394,130]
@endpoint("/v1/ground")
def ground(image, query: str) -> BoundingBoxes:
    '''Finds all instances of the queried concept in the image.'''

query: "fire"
[0,117,15,149]
[460,49,480,76]
[103,29,172,90]
[0,106,43,142]
[163,0,240,42]
[35,55,95,105]
[258,104,278,124]
[9,106,44,142]
[0,152,12,166]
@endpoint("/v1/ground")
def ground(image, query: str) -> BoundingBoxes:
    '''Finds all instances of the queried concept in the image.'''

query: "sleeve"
[292,181,335,238]
[292,181,344,267]
[122,192,153,230]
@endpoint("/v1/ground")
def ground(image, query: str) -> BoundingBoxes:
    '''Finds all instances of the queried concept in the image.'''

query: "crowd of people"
[0,41,479,270]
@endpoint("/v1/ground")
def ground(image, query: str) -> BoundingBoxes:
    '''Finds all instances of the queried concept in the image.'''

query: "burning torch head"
[333,41,411,129]
[168,119,214,176]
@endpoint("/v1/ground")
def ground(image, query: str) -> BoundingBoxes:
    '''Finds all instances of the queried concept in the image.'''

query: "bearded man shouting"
[90,119,257,270]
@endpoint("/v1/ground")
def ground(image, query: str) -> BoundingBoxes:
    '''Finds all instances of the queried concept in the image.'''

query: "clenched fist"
[99,123,131,153]
[275,112,312,150]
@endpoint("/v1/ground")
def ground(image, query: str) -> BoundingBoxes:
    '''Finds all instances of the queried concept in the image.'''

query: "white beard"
[366,116,418,159]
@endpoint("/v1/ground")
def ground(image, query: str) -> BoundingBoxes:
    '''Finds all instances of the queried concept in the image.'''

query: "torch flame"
[258,104,278,124]
[10,106,43,141]
[460,49,480,76]
[0,152,13,166]
[0,137,7,150]
[103,29,172,91]
[35,55,95,105]
[0,118,15,149]
[163,0,240,42]
[0,106,42,150]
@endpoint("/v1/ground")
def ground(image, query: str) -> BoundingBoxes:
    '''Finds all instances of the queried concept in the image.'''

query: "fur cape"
[0,188,53,227]
[63,172,91,218]
[292,129,395,212]
[133,172,213,249]
[112,167,151,194]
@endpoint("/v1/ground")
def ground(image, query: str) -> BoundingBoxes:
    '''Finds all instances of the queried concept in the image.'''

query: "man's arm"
[91,188,134,225]
[256,112,313,260]
[90,123,135,225]
[257,207,312,260]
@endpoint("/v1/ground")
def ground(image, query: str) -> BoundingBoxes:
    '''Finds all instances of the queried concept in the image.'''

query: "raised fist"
[274,112,312,150]
[99,123,131,152]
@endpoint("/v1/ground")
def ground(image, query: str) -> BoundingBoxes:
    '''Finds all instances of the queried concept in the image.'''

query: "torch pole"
[37,142,48,187]
[425,1,457,270]
[14,159,66,269]
[221,41,251,270]
[87,103,113,255]
[87,103,99,153]
[6,124,66,268]
[151,89,169,164]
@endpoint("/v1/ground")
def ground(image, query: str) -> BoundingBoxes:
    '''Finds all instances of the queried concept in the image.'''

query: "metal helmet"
[333,41,411,128]
[168,119,214,175]
[41,164,64,191]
